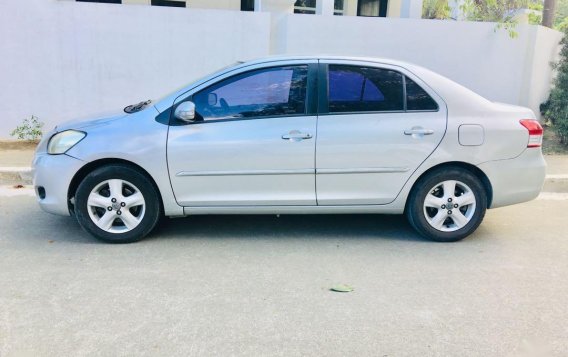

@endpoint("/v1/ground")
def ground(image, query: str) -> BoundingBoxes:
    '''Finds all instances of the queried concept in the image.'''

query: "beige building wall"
[187,0,241,10]
[387,0,402,17]
[343,0,357,16]
[63,0,413,18]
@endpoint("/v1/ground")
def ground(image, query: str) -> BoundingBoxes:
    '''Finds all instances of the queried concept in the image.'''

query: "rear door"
[315,60,447,205]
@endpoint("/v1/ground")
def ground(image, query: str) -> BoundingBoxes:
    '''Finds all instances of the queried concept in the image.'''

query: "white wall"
[275,15,563,116]
[0,0,562,138]
[0,0,270,137]
[523,26,564,114]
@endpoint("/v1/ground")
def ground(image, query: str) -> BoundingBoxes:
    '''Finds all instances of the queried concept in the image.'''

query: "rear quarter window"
[405,77,438,111]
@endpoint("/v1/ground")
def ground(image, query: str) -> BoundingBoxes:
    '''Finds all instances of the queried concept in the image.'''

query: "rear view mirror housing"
[174,101,196,122]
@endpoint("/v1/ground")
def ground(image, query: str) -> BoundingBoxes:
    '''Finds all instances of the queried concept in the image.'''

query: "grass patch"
[543,124,568,155]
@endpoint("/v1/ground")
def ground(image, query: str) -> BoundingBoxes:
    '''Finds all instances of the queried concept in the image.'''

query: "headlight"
[47,130,86,155]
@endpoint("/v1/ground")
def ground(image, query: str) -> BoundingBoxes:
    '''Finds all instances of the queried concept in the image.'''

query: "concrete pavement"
[0,194,567,356]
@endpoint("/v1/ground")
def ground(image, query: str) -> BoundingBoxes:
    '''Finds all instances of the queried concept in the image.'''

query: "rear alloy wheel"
[406,168,487,242]
[75,165,161,243]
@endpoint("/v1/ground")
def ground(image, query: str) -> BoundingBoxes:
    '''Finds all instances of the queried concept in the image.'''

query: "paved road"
[0,194,567,356]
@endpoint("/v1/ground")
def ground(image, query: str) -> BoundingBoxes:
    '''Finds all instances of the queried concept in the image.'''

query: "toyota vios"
[32,56,546,243]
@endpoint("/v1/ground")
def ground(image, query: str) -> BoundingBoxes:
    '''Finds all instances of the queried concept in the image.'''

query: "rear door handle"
[282,130,313,142]
[404,127,434,136]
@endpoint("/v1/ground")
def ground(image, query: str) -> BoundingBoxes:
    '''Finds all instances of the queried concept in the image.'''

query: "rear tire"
[406,167,487,242]
[75,164,161,243]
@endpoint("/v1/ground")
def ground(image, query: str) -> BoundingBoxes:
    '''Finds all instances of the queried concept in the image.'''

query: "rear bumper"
[32,153,84,216]
[478,149,546,209]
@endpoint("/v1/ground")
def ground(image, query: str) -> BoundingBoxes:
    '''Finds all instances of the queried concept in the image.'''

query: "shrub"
[423,0,451,19]
[10,115,44,141]
[544,27,568,144]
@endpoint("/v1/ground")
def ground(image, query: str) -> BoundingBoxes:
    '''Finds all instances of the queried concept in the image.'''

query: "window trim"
[170,63,317,126]
[318,63,440,116]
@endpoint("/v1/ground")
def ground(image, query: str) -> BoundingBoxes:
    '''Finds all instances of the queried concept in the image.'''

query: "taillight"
[519,119,543,148]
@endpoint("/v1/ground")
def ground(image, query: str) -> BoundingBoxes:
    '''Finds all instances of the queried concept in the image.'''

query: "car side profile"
[32,56,546,243]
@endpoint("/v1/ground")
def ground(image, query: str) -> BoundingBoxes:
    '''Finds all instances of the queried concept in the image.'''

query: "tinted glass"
[193,66,308,121]
[405,77,438,111]
[328,65,403,113]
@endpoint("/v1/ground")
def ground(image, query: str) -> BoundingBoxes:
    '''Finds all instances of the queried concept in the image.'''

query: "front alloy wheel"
[406,168,487,242]
[87,179,146,234]
[75,164,161,243]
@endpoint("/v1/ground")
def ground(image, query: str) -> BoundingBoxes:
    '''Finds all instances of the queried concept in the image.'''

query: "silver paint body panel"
[32,56,545,218]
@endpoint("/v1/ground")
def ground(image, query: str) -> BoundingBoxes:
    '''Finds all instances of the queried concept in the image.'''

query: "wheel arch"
[67,158,165,216]
[405,161,493,211]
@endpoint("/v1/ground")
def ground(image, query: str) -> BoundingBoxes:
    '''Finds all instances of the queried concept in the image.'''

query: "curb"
[543,174,568,193]
[1,167,568,193]
[0,167,32,184]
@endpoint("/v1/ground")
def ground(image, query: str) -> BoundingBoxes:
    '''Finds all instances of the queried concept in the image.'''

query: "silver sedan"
[32,56,546,243]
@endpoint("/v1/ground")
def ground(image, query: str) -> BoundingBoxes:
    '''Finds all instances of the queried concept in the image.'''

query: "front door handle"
[404,127,434,137]
[282,130,313,142]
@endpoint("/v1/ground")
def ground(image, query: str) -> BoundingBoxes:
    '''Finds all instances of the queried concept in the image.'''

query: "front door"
[168,63,317,206]
[315,61,447,205]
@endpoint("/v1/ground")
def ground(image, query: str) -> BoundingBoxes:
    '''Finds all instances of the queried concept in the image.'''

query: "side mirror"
[174,101,196,122]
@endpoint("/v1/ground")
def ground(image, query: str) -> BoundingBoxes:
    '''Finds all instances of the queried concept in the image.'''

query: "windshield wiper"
[124,100,152,114]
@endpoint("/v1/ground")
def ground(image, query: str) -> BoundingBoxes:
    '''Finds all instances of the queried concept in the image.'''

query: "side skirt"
[182,205,404,216]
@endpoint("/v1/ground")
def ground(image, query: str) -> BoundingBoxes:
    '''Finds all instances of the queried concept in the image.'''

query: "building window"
[294,0,345,15]
[294,0,316,14]
[76,0,122,4]
[334,0,344,15]
[241,0,254,11]
[357,0,388,17]
[151,0,186,8]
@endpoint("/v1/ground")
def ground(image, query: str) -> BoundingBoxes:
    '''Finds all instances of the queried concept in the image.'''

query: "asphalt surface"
[0,194,567,356]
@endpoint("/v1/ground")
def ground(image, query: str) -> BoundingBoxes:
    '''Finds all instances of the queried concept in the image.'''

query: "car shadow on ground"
[8,200,427,244]
[150,214,426,243]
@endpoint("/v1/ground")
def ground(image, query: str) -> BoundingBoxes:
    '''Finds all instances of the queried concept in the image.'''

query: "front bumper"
[32,153,84,216]
[478,148,546,209]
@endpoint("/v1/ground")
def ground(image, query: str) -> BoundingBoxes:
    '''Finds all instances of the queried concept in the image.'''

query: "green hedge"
[543,28,568,144]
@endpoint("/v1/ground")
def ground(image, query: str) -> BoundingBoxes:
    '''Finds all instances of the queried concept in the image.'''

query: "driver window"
[192,65,308,121]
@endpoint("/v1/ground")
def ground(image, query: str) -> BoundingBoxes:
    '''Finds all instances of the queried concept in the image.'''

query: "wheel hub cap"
[87,179,146,234]
[423,179,476,232]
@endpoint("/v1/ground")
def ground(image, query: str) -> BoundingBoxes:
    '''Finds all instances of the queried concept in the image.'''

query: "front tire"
[75,164,161,243]
[406,167,487,242]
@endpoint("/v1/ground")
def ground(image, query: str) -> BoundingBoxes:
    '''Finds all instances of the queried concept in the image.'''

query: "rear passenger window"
[405,77,438,111]
[328,65,404,113]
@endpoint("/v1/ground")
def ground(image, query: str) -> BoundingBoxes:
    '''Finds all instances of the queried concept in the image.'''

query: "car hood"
[55,110,128,132]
